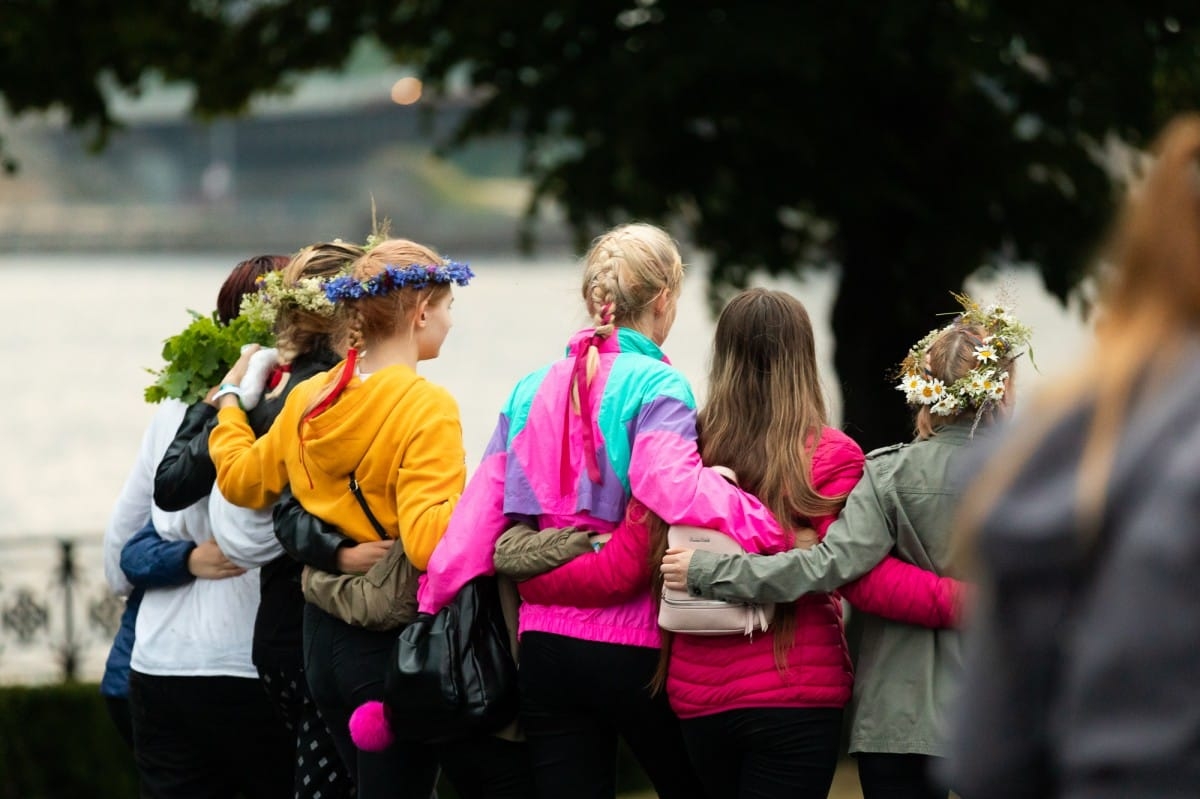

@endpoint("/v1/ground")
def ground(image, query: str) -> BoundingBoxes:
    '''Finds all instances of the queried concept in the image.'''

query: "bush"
[0,683,138,799]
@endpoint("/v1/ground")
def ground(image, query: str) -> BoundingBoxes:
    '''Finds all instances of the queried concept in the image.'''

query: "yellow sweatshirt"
[208,361,465,570]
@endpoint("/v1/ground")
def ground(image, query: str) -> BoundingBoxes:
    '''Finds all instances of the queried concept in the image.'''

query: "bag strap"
[710,465,738,485]
[349,470,388,542]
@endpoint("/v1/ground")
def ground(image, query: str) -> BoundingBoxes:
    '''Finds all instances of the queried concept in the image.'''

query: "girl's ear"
[653,288,671,316]
[414,298,430,328]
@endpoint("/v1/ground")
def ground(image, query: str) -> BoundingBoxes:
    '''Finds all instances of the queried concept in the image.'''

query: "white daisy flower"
[974,343,998,363]
[897,372,925,400]
[918,378,945,405]
[932,395,960,416]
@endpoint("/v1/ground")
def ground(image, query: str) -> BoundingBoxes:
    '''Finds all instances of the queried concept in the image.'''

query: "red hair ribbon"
[267,363,292,390]
[298,349,358,488]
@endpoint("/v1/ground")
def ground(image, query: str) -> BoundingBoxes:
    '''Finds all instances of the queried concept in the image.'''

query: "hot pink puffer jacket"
[520,427,963,717]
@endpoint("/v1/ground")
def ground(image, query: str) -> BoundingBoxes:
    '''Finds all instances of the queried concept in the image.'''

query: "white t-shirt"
[103,399,260,678]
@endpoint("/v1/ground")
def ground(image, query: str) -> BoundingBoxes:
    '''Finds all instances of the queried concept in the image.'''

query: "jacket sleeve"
[104,411,164,597]
[209,404,290,510]
[393,389,466,570]
[273,487,353,574]
[627,387,788,555]
[492,524,594,581]
[517,502,653,607]
[838,559,964,627]
[807,436,964,627]
[153,401,217,511]
[119,520,196,588]
[687,460,898,603]
[209,490,279,569]
[417,413,510,614]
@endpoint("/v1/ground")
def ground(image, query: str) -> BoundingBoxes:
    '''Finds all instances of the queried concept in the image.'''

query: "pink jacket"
[418,328,785,648]
[521,428,963,717]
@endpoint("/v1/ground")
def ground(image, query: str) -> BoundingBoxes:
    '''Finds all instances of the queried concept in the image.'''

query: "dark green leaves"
[144,310,275,405]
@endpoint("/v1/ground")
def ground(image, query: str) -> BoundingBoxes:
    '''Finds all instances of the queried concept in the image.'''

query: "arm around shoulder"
[689,461,898,604]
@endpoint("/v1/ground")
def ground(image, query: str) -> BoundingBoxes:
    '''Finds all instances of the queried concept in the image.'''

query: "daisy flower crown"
[238,268,337,329]
[323,261,475,302]
[896,292,1033,420]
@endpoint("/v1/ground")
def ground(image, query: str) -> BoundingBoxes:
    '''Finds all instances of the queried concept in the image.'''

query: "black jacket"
[151,347,347,670]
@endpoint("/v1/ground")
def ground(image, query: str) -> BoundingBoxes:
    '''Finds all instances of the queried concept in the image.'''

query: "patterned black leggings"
[261,665,357,799]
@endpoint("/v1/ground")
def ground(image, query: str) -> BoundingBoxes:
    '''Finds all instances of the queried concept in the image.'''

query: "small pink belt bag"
[657,467,775,637]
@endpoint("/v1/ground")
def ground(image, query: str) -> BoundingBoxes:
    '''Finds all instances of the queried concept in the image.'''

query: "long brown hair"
[651,289,847,685]
[705,289,845,667]
[957,114,1200,558]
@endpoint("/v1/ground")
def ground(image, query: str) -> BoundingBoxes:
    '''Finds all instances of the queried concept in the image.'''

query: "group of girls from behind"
[106,219,1024,799]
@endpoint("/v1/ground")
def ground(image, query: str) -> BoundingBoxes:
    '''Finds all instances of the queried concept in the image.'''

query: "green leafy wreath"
[144,310,276,405]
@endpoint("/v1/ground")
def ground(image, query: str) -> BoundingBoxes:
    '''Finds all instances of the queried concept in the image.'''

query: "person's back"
[420,223,786,799]
[845,424,977,757]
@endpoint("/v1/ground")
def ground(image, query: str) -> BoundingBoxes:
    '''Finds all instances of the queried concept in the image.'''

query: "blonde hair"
[300,238,447,425]
[274,241,365,364]
[911,323,1015,439]
[957,113,1200,561]
[575,223,684,402]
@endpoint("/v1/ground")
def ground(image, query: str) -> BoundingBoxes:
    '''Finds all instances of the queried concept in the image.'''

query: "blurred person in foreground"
[943,113,1200,798]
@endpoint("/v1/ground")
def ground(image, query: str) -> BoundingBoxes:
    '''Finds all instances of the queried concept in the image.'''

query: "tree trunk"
[831,243,959,453]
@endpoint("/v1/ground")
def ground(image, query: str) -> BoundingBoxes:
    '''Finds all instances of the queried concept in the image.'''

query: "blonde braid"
[570,261,621,414]
[346,306,366,354]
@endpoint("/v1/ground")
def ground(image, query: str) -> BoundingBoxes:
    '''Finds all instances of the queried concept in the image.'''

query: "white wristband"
[213,383,244,406]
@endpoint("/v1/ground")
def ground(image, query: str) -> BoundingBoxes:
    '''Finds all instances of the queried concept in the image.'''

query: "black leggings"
[259,663,355,799]
[856,753,949,799]
[303,603,533,799]
[518,631,706,799]
[680,707,843,799]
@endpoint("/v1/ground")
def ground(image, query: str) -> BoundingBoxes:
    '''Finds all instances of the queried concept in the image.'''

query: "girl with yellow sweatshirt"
[208,239,528,798]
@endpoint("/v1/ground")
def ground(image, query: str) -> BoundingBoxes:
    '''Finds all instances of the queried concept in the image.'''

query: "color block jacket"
[418,327,784,648]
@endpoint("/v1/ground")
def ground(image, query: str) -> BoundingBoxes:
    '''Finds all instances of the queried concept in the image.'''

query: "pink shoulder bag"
[657,467,775,637]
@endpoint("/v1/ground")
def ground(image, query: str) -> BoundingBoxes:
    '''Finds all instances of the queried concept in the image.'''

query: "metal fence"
[0,535,122,684]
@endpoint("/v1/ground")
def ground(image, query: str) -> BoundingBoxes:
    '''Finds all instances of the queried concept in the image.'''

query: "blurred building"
[0,55,569,254]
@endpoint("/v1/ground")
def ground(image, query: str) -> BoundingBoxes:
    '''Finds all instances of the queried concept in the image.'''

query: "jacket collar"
[565,326,670,364]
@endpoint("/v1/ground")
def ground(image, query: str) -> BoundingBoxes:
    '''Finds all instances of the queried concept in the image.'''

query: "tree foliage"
[6,1,1200,446]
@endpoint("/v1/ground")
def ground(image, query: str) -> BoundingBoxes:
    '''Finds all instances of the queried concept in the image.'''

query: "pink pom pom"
[349,701,394,752]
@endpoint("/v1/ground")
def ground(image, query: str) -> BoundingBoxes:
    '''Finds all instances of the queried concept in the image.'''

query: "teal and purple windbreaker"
[417,327,785,648]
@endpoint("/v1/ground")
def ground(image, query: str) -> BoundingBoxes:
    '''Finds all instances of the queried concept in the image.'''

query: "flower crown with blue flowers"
[323,261,475,302]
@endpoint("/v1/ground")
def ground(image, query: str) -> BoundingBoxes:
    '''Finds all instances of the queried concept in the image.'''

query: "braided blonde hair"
[274,241,365,365]
[576,223,684,401]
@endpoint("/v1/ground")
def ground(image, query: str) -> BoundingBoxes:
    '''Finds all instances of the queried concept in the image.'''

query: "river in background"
[1,252,1092,540]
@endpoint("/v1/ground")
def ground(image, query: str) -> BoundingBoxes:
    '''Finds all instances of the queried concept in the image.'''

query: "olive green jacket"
[687,421,985,755]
